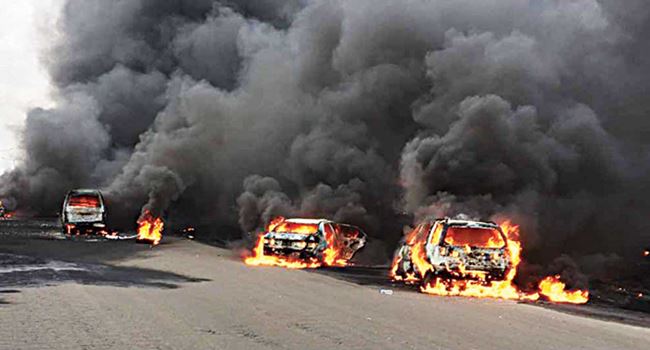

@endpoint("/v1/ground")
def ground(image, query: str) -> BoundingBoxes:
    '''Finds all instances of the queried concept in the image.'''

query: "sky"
[0,0,61,172]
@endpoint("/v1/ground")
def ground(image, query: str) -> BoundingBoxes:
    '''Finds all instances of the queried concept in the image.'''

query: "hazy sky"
[0,0,61,172]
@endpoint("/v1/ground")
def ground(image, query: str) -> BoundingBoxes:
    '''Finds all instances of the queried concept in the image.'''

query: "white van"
[61,189,107,235]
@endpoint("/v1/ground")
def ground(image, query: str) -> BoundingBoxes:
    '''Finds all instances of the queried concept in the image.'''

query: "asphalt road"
[1,219,649,350]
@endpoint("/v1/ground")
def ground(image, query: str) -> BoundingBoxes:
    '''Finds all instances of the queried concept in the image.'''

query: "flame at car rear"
[137,210,163,246]
[392,221,589,304]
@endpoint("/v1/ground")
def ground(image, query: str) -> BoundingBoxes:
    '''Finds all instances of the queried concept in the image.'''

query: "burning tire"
[135,211,163,245]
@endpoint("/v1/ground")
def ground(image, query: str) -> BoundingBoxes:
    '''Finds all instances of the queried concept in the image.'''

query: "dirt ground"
[1,218,649,350]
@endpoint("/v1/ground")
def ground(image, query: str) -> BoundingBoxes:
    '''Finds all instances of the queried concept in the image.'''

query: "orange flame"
[538,275,589,304]
[393,220,588,304]
[244,217,352,269]
[322,225,348,267]
[390,223,440,281]
[244,234,322,269]
[137,210,163,246]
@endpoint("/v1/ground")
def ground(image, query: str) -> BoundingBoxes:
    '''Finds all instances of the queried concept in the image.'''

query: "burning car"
[392,218,511,285]
[391,218,589,303]
[245,217,367,268]
[61,189,108,235]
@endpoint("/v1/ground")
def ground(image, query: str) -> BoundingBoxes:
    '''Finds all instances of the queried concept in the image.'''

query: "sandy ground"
[1,219,649,350]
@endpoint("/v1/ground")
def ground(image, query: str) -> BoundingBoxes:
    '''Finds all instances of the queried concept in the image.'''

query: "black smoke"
[2,0,650,276]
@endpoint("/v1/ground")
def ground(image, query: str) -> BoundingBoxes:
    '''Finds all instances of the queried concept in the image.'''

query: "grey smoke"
[2,0,650,275]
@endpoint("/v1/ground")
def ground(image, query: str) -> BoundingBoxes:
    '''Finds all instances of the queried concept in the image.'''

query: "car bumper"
[263,241,319,256]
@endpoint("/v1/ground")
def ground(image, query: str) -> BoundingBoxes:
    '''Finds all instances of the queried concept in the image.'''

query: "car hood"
[265,232,314,240]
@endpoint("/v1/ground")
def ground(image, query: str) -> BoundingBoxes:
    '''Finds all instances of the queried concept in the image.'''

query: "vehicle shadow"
[0,252,210,290]
[0,218,211,290]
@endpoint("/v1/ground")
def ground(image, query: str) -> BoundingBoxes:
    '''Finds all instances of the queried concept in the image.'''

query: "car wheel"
[421,270,438,288]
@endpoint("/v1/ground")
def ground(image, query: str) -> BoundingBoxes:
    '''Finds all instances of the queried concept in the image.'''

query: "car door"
[334,224,367,260]
[321,222,336,251]
[61,192,70,224]
[396,223,430,275]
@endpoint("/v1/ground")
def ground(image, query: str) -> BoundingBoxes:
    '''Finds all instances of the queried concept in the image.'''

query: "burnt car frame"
[61,189,108,235]
[262,218,367,262]
[393,218,511,284]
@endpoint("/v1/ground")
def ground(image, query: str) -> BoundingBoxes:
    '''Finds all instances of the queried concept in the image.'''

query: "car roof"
[69,189,102,195]
[430,218,500,229]
[281,218,365,232]
[283,218,331,225]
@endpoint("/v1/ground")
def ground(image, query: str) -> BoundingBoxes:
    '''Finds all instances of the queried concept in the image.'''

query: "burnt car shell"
[262,218,366,261]
[61,189,107,235]
[263,219,326,259]
[394,219,511,283]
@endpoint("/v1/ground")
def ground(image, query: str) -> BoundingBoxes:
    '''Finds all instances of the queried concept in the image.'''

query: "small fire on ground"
[137,210,163,246]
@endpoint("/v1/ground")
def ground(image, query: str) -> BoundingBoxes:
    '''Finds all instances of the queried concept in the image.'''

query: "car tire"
[422,270,438,288]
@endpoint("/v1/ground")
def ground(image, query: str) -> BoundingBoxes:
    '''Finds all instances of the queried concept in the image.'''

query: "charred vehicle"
[61,189,108,235]
[392,218,511,284]
[258,218,367,266]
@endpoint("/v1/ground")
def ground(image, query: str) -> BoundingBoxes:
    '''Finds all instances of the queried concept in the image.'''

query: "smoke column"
[2,0,650,276]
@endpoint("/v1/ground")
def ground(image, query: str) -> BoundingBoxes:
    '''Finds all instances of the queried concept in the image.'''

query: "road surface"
[1,219,649,349]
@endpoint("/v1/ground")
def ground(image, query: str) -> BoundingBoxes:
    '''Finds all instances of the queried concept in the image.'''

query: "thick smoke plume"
[2,0,650,275]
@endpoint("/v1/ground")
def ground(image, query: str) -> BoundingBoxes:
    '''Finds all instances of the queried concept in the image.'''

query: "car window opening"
[443,226,505,248]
